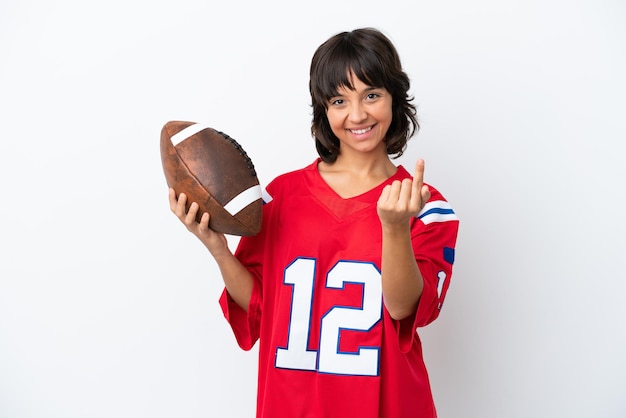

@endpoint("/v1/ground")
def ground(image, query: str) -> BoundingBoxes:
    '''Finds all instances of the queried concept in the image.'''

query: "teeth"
[350,126,372,135]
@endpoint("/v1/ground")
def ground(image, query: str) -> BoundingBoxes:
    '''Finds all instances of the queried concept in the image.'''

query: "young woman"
[169,27,459,418]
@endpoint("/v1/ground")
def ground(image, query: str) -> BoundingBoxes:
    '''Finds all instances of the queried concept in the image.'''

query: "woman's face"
[325,73,393,159]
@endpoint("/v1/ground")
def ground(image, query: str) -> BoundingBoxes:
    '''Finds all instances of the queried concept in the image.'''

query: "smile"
[349,126,373,135]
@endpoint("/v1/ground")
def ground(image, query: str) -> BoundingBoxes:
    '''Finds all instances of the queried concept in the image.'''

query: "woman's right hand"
[168,188,230,258]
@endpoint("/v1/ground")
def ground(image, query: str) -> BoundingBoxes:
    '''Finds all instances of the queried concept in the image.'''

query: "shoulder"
[394,165,460,226]
[418,185,459,226]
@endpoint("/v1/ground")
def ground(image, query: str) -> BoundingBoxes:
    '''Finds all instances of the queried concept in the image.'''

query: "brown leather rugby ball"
[161,120,262,236]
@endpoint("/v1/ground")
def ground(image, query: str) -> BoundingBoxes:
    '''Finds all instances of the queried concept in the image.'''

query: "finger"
[410,159,425,207]
[413,159,425,188]
[199,211,210,230]
[421,184,431,204]
[378,184,391,206]
[174,192,188,216]
[168,188,177,211]
[388,180,403,201]
[399,178,413,207]
[185,201,199,224]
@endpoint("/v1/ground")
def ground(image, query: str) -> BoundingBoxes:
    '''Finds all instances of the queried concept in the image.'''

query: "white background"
[1,0,625,417]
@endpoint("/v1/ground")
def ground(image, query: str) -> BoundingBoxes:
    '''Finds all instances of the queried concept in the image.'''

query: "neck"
[327,151,396,178]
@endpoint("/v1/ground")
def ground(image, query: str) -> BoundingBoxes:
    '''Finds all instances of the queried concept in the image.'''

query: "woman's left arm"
[377,159,431,320]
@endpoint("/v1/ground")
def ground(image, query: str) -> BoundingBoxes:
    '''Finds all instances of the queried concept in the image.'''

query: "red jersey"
[220,160,459,418]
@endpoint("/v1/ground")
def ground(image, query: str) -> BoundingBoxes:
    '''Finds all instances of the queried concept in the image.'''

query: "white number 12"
[275,258,382,376]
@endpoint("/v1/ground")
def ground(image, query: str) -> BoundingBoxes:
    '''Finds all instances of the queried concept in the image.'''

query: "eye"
[366,92,381,100]
[329,98,344,106]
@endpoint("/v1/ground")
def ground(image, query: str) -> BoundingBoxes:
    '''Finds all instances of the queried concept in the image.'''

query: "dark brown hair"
[309,28,419,163]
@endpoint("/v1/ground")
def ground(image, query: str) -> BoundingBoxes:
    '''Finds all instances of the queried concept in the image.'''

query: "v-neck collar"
[304,159,409,220]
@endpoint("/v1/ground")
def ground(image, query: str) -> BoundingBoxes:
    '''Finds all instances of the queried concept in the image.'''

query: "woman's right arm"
[169,188,254,311]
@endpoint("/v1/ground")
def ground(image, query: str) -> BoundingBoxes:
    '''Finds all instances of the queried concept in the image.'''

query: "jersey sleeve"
[396,185,459,352]
[219,274,262,351]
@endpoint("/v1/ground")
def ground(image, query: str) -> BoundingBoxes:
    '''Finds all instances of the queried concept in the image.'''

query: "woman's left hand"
[377,159,431,227]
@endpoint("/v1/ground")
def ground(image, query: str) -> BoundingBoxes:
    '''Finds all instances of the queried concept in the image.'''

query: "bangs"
[312,40,385,102]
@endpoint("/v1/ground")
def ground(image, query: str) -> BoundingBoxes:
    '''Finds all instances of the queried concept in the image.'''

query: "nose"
[347,102,367,123]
